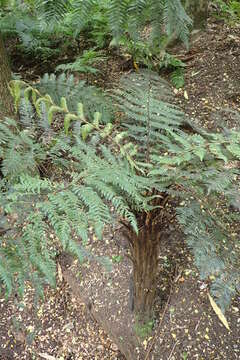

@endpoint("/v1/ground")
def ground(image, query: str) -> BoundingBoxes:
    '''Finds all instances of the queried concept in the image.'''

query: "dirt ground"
[171,19,240,132]
[1,17,240,360]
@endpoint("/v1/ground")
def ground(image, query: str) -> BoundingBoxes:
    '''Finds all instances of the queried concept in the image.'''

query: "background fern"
[4,0,191,47]
[35,0,71,22]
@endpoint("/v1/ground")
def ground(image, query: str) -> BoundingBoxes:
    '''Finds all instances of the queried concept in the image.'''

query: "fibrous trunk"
[129,220,160,323]
[183,0,208,29]
[0,33,14,118]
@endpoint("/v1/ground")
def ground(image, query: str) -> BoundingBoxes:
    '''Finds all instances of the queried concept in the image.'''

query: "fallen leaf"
[57,263,63,282]
[184,90,189,100]
[133,61,139,71]
[143,339,148,349]
[208,293,230,331]
[38,353,57,360]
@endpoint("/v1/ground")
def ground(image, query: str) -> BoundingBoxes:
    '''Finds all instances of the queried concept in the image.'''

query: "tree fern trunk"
[130,221,160,323]
[0,34,14,118]
[183,0,208,29]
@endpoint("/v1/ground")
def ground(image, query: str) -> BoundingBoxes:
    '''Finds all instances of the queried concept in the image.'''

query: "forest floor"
[0,17,240,360]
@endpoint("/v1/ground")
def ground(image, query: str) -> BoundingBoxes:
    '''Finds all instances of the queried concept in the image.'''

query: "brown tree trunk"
[129,220,160,323]
[183,0,209,29]
[0,34,14,118]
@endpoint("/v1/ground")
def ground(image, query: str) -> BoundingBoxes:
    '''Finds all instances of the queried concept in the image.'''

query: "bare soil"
[1,17,240,360]
[173,19,240,131]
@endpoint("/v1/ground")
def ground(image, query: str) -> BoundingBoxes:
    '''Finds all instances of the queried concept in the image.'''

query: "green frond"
[36,73,114,124]
[0,258,13,297]
[35,0,71,22]
[0,104,149,296]
[108,0,129,42]
[69,0,96,35]
[0,118,46,180]
[162,0,192,47]
[129,0,148,14]
[177,201,240,312]
[112,69,186,161]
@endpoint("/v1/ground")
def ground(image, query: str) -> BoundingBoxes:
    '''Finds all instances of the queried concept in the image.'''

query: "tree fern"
[112,69,240,313]
[4,70,240,317]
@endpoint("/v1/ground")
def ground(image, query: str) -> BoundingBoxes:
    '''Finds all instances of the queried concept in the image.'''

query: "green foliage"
[1,0,192,60]
[0,0,10,8]
[0,2,73,59]
[56,49,107,74]
[149,127,240,311]
[112,69,240,312]
[108,0,192,47]
[0,93,150,296]
[34,0,70,22]
[149,0,192,47]
[170,68,185,88]
[34,72,114,125]
[159,53,186,70]
[0,116,46,179]
[213,0,240,24]
[177,201,239,311]
[120,38,186,87]
[107,0,129,42]
[159,53,186,88]
[134,317,154,339]
[111,255,123,263]
[120,38,155,69]
[2,69,240,316]
[112,69,188,162]
[70,0,96,30]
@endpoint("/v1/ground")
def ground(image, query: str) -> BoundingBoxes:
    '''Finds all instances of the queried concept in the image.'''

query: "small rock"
[111,344,118,351]
[97,345,104,351]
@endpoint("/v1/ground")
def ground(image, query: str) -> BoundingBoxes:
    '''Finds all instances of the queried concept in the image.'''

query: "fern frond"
[108,0,129,42]
[69,0,96,35]
[177,200,240,312]
[164,0,192,47]
[0,118,46,180]
[112,69,186,162]
[35,0,71,22]
[0,100,150,296]
[150,0,192,47]
[35,73,114,124]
